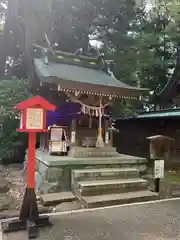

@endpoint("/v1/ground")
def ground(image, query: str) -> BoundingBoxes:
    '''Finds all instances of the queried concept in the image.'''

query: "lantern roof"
[14,95,56,111]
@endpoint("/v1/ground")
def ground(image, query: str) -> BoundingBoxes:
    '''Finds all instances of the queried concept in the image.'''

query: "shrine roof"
[34,58,148,99]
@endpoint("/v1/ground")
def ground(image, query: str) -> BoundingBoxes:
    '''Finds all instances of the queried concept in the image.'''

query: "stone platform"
[35,148,158,207]
[69,146,119,158]
[35,149,148,191]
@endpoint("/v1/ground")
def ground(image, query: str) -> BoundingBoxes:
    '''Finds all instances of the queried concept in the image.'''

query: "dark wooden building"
[114,109,180,158]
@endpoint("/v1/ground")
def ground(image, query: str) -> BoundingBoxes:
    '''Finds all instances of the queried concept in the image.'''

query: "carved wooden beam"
[66,92,111,110]
[66,91,80,100]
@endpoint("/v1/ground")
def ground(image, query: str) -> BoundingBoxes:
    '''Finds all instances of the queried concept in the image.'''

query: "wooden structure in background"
[115,110,180,159]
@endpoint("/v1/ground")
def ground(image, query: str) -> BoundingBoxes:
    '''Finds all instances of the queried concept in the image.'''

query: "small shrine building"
[29,43,157,206]
[33,45,147,154]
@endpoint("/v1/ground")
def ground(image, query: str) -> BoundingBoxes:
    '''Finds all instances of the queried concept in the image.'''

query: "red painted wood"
[14,95,56,111]
[23,109,27,129]
[16,129,48,133]
[27,132,36,189]
[14,96,56,191]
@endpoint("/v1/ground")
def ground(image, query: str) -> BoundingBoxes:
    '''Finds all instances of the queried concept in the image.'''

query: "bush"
[0,79,31,165]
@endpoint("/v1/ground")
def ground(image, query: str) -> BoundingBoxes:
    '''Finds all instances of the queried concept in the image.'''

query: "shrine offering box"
[48,125,68,154]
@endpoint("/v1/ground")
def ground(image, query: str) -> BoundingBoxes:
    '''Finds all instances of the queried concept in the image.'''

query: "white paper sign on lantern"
[26,108,44,130]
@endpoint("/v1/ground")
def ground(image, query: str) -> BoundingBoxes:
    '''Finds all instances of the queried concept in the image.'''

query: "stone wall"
[35,149,148,192]
[36,160,148,190]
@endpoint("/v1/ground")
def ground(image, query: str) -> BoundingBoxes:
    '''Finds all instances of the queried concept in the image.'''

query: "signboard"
[50,141,63,152]
[50,127,63,141]
[154,160,164,179]
[49,141,67,153]
[26,108,44,129]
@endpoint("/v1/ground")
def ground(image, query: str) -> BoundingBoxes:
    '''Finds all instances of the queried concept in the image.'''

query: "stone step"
[72,168,139,185]
[78,190,158,208]
[69,147,119,158]
[40,192,75,206]
[75,178,148,196]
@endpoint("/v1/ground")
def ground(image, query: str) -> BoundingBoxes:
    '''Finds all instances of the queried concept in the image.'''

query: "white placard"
[154,160,164,179]
[71,131,76,144]
[26,108,44,129]
[50,141,63,152]
[49,141,67,153]
[105,132,109,144]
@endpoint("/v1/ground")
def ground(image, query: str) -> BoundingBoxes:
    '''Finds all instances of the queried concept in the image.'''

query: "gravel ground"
[5,165,26,203]
[0,164,25,217]
[0,165,79,217]
[1,165,51,214]
[3,199,180,240]
[38,199,180,240]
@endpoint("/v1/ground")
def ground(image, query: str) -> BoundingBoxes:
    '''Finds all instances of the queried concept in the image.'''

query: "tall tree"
[2,0,138,74]
[113,0,176,92]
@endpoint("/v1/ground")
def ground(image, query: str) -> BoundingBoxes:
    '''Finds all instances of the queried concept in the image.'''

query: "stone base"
[35,149,148,191]
[75,179,149,197]
[40,192,75,206]
[69,146,119,158]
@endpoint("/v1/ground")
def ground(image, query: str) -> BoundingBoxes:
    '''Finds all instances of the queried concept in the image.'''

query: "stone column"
[104,119,110,146]
[40,133,45,151]
[71,119,77,146]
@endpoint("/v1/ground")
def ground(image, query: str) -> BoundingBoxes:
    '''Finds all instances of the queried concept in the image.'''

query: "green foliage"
[114,6,172,91]
[113,99,140,118]
[3,0,180,119]
[0,79,31,164]
[112,0,180,115]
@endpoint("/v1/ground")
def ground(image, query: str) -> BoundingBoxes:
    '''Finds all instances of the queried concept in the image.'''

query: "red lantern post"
[1,96,55,237]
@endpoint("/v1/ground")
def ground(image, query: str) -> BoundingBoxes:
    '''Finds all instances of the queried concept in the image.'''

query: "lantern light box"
[14,95,56,132]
